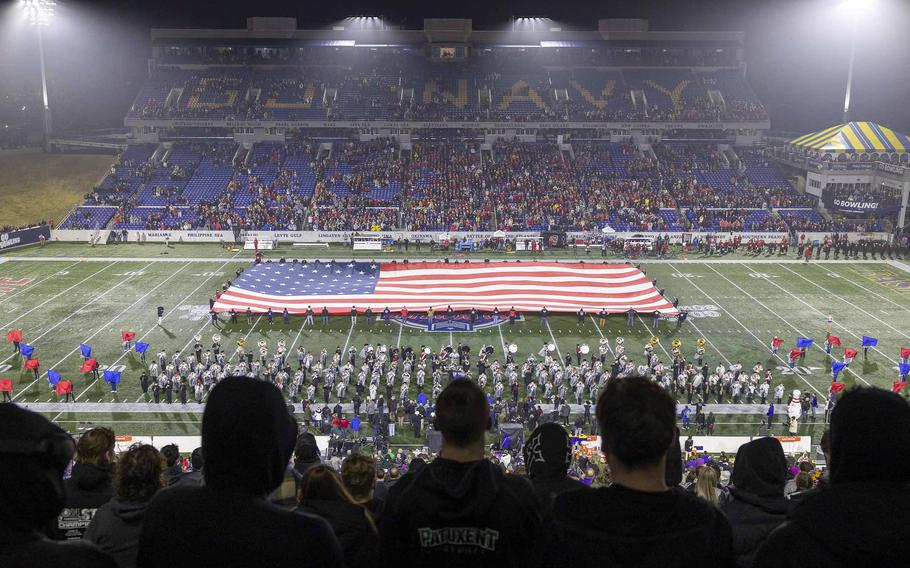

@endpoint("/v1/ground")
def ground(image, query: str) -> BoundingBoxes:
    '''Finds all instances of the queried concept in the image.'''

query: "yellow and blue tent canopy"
[788,122,910,154]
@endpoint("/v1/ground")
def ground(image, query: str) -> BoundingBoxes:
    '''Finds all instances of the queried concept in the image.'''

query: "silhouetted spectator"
[719,437,791,567]
[55,427,116,540]
[0,404,116,567]
[380,379,541,567]
[756,387,910,566]
[84,444,165,568]
[523,423,586,512]
[136,377,342,568]
[550,376,733,566]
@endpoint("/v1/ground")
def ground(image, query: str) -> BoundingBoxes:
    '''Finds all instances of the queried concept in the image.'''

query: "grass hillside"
[0,151,114,228]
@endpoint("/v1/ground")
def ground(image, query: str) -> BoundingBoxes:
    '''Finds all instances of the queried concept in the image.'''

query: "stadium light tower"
[21,0,56,151]
[840,0,875,123]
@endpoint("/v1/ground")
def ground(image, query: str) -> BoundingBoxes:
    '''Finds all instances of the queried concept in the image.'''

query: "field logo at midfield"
[177,305,210,321]
[394,313,520,332]
[678,305,721,318]
[0,277,34,295]
[865,270,910,291]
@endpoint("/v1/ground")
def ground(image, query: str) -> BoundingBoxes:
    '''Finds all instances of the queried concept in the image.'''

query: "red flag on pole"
[56,380,73,395]
[122,331,136,341]
[6,330,22,343]
[844,348,858,359]
[24,358,39,370]
[830,381,846,393]
[789,348,801,361]
[828,336,842,346]
[771,337,785,348]
[894,381,908,393]
[901,347,910,359]
[0,379,12,392]
[80,358,98,373]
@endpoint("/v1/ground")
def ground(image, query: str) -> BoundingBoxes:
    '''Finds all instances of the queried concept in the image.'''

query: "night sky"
[3,0,908,134]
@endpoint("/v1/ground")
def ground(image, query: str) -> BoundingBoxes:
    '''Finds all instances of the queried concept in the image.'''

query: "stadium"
[1,0,910,566]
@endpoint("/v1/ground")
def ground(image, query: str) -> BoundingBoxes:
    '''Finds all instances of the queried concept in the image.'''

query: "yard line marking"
[18,261,186,403]
[743,264,892,363]
[704,264,869,388]
[774,263,909,344]
[589,316,616,358]
[0,262,117,333]
[396,322,403,348]
[0,260,82,306]
[543,319,565,370]
[288,316,309,355]
[821,264,910,316]
[342,321,356,357]
[227,315,264,364]
[638,317,673,361]
[669,264,825,397]
[449,331,454,347]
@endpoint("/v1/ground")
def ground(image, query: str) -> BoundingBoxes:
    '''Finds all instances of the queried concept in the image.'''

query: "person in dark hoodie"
[84,444,165,568]
[296,464,379,567]
[755,387,910,567]
[159,445,182,487]
[56,427,116,540]
[0,404,116,568]
[136,377,342,568]
[719,437,791,567]
[169,448,204,489]
[523,423,586,512]
[270,432,322,508]
[550,375,733,567]
[380,379,541,568]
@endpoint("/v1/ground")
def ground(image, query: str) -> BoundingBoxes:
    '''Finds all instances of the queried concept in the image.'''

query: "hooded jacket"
[83,498,150,568]
[379,457,541,568]
[719,437,791,567]
[523,423,586,512]
[54,462,114,540]
[0,404,116,568]
[754,387,910,567]
[551,484,733,567]
[136,378,342,568]
[297,499,379,567]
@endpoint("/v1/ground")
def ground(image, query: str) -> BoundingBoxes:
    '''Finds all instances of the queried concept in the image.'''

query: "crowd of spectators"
[3,375,908,567]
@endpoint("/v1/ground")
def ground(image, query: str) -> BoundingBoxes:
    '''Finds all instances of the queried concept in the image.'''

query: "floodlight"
[21,0,56,26]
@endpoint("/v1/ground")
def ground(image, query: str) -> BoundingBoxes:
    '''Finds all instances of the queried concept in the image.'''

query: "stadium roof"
[789,122,910,154]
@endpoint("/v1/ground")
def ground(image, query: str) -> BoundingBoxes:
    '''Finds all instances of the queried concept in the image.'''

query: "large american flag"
[212,261,678,315]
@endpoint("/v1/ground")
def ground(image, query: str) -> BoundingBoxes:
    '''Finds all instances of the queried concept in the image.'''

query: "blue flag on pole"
[103,370,121,384]
[48,369,61,385]
[832,361,847,379]
[797,337,814,349]
[417,392,427,405]
[135,342,149,354]
[900,363,910,377]
[862,336,878,348]
[20,344,34,359]
[80,344,92,358]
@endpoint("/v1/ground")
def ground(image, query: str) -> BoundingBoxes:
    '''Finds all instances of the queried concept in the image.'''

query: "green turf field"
[2,243,909,445]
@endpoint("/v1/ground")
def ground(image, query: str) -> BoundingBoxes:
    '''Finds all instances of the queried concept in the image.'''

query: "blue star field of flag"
[236,261,381,296]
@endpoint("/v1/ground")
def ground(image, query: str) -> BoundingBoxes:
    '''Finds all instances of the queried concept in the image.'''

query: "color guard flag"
[6,330,22,343]
[901,347,910,359]
[103,370,121,384]
[830,382,846,393]
[122,331,136,342]
[56,380,72,395]
[135,342,149,354]
[844,348,858,360]
[771,337,785,348]
[828,336,842,346]
[900,363,910,377]
[797,337,814,349]
[47,370,61,385]
[81,358,98,373]
[862,336,878,348]
[24,358,39,370]
[19,344,34,359]
[894,382,908,394]
[80,344,92,358]
[0,379,12,393]
[832,361,847,379]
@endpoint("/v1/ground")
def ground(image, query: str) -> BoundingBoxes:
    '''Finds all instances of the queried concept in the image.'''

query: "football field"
[1,243,909,444]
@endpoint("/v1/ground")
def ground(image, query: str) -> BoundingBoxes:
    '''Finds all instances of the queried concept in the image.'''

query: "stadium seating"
[59,206,119,229]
